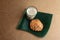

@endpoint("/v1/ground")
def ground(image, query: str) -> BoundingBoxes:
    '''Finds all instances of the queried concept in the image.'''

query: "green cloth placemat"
[17,12,53,37]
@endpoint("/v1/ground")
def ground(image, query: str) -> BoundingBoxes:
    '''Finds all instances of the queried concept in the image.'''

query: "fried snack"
[30,19,43,31]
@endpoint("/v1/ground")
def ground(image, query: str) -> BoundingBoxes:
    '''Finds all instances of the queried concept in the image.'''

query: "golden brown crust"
[30,19,43,31]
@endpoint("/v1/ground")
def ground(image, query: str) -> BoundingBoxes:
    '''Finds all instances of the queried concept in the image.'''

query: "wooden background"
[0,0,60,40]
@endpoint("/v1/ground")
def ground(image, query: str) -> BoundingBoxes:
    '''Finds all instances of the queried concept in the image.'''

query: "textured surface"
[30,19,43,31]
[0,0,60,40]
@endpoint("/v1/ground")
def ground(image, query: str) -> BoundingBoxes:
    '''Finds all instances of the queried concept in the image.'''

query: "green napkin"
[17,12,53,37]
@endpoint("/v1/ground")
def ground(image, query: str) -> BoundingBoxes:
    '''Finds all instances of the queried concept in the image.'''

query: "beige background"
[0,0,60,40]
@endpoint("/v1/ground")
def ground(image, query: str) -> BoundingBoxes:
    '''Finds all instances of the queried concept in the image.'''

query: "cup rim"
[26,6,38,15]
